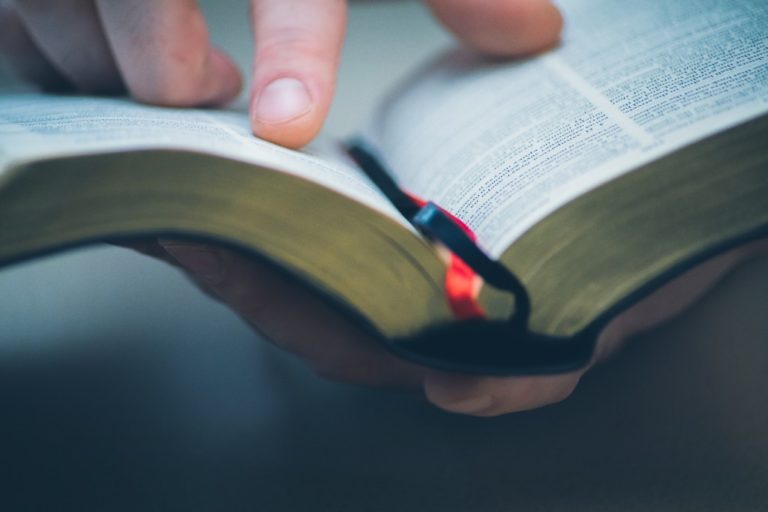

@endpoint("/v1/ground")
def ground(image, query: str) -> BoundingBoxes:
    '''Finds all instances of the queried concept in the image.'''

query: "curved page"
[0,93,406,226]
[366,0,768,257]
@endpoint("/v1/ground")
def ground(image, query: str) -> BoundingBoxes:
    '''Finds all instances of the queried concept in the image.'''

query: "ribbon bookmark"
[346,141,531,329]
[406,194,485,320]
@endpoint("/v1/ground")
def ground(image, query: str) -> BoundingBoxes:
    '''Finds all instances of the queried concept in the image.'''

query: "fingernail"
[253,77,312,125]
[439,395,494,415]
[160,241,224,284]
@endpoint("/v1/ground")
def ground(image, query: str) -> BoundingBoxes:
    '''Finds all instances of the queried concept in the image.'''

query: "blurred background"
[1,1,767,510]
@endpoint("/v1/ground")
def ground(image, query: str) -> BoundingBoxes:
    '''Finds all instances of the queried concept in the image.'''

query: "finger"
[249,0,346,148]
[111,239,183,269]
[429,239,768,417]
[593,238,768,362]
[425,0,563,56]
[112,239,229,304]
[95,0,241,107]
[424,370,582,417]
[159,240,425,388]
[13,0,122,93]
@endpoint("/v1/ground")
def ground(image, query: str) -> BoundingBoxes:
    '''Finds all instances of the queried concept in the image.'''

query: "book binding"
[346,140,597,375]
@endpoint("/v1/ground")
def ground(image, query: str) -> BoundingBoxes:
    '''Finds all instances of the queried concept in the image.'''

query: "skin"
[0,0,563,148]
[2,0,765,416]
[139,238,768,417]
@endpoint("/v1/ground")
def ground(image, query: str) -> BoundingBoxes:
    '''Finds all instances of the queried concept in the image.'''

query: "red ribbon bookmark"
[407,194,486,321]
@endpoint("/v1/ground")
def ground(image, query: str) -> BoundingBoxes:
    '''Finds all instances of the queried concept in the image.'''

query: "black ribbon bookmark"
[411,202,531,331]
[347,140,531,326]
[346,140,596,375]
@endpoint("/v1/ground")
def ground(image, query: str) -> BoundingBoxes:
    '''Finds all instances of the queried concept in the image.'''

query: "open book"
[1,0,766,374]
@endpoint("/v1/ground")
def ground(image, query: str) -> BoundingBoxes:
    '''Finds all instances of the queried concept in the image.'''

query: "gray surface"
[1,2,767,510]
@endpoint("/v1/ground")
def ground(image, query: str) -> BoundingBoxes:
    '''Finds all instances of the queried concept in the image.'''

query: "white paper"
[0,94,405,223]
[366,0,768,257]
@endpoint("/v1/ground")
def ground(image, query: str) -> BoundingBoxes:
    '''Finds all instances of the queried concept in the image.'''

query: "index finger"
[158,240,426,388]
[248,0,347,148]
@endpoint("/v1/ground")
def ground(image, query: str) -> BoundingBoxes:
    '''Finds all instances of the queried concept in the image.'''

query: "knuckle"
[129,72,204,106]
[128,51,211,106]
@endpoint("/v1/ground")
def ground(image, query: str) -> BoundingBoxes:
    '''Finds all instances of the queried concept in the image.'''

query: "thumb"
[425,0,563,56]
[249,0,346,149]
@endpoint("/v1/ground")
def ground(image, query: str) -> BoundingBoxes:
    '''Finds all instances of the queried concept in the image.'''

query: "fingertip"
[250,76,321,148]
[424,371,495,415]
[247,0,346,148]
[424,371,581,417]
[428,0,564,56]
[207,48,244,106]
[118,45,242,108]
[523,1,564,54]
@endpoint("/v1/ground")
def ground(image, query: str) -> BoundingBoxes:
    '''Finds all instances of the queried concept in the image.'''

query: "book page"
[366,0,768,257]
[0,93,405,224]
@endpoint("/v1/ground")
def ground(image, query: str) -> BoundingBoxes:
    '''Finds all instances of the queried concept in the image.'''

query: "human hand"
[0,0,562,148]
[128,238,767,417]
